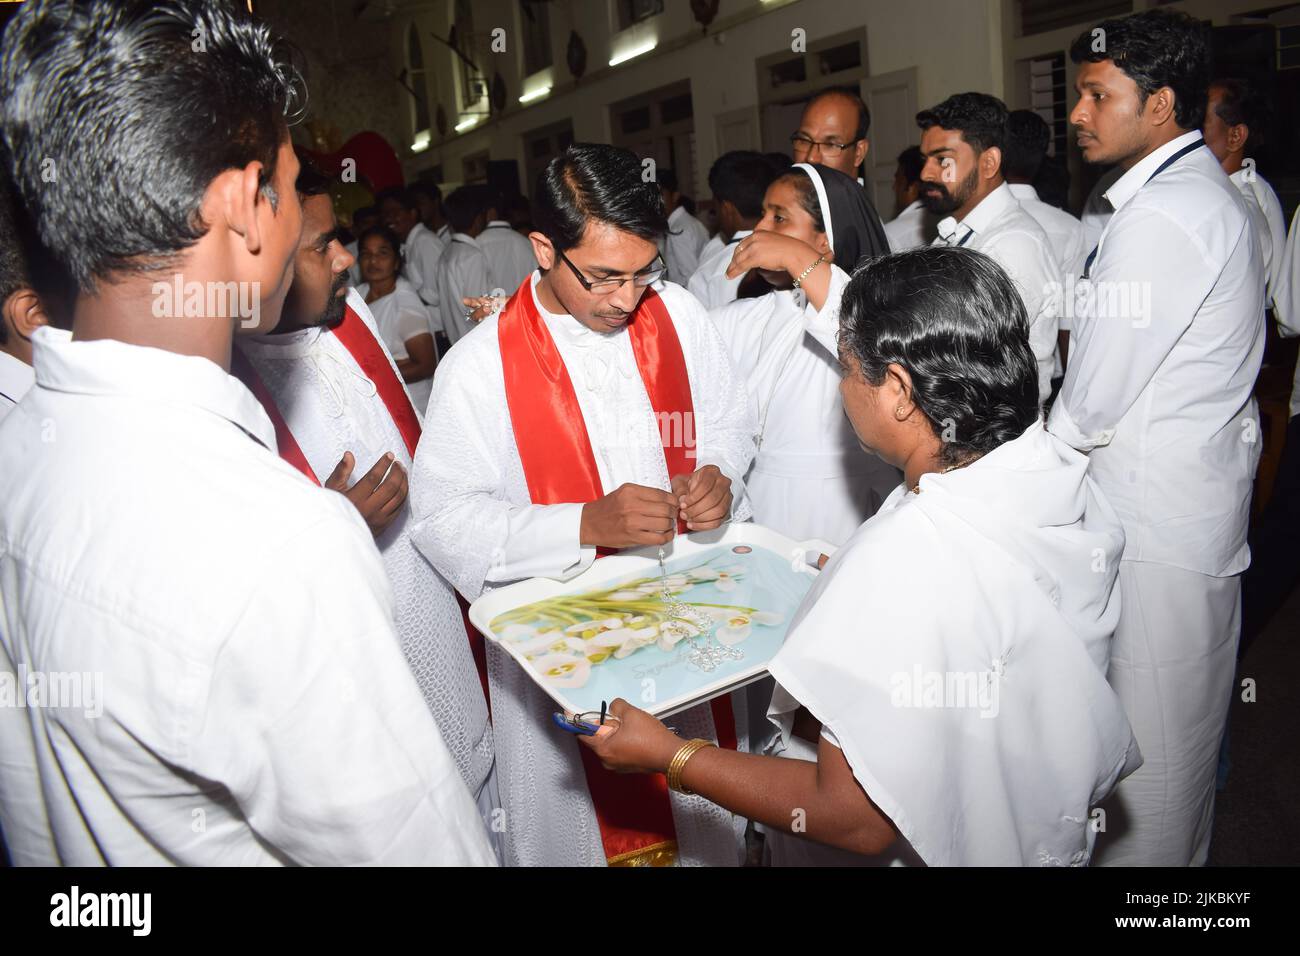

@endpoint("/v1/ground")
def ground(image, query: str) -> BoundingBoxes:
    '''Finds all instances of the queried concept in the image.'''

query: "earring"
[895,405,906,418]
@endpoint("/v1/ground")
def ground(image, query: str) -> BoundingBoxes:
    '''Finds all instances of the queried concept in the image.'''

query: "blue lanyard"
[1081,136,1204,278]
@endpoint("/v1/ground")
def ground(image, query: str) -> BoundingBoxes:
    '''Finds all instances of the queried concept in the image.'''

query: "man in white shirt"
[657,167,710,285]
[918,92,1061,405]
[1203,77,1286,311]
[1048,8,1264,867]
[883,145,935,251]
[378,185,444,330]
[1005,109,1088,373]
[0,0,494,867]
[477,189,538,296]
[686,151,779,309]
[434,184,493,346]
[234,160,499,855]
[410,143,757,867]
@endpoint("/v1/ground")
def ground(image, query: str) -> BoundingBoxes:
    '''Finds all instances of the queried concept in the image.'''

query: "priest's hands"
[577,698,683,774]
[580,482,678,549]
[325,451,408,538]
[670,465,732,531]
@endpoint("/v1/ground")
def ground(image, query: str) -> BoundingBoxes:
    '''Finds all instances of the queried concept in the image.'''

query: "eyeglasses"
[790,133,860,155]
[556,248,665,294]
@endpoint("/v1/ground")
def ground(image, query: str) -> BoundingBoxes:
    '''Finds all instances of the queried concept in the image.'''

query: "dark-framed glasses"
[556,248,665,294]
[789,133,859,155]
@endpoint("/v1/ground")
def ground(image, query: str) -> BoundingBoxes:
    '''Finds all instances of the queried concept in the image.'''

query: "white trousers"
[1093,561,1240,866]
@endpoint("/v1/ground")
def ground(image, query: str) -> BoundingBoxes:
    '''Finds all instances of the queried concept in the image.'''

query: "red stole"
[498,276,738,867]
[232,303,421,480]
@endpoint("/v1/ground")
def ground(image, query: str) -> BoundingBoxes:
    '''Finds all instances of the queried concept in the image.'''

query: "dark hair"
[839,247,1039,465]
[1069,9,1210,130]
[708,151,779,221]
[1003,109,1051,181]
[295,155,332,199]
[375,186,418,212]
[808,87,871,140]
[352,205,379,226]
[1032,156,1070,211]
[896,145,925,186]
[658,167,680,193]
[409,181,443,205]
[444,184,490,234]
[533,143,667,255]
[358,224,403,274]
[1210,77,1269,148]
[0,167,28,315]
[765,152,794,173]
[917,92,1008,155]
[0,0,304,295]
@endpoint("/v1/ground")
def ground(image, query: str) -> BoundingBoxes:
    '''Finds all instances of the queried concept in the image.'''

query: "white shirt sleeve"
[408,338,595,600]
[671,288,758,520]
[195,510,496,865]
[1048,206,1216,450]
[980,230,1060,406]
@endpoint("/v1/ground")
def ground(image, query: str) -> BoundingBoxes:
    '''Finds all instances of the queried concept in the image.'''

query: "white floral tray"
[468,524,834,719]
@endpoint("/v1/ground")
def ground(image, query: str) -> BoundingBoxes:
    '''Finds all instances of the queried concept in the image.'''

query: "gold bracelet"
[666,738,714,795]
[792,254,827,288]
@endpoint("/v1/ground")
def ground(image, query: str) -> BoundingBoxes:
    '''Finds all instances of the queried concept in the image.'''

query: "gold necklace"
[909,454,983,494]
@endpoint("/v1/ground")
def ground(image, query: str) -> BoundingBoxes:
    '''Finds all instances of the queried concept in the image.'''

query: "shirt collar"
[957,181,1016,234]
[1006,182,1040,203]
[450,231,481,248]
[0,349,35,406]
[31,326,276,448]
[726,229,754,245]
[1103,129,1203,213]
[668,205,691,227]
[529,270,622,344]
[485,220,512,229]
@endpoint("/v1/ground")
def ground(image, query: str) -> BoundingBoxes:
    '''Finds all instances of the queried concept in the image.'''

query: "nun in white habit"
[709,163,898,546]
[579,247,1142,866]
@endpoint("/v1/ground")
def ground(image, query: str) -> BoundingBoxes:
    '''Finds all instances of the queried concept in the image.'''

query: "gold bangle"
[666,738,714,795]
[792,254,827,288]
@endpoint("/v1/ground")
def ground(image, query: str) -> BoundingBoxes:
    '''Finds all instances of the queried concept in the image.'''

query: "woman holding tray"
[580,246,1143,866]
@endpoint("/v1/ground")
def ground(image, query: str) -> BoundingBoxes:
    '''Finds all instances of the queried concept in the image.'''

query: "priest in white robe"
[710,163,900,546]
[579,247,1141,866]
[232,165,498,852]
[410,143,758,867]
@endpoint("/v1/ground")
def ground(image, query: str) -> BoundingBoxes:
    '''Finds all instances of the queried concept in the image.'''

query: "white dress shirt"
[932,182,1061,405]
[1047,131,1265,576]
[1229,165,1286,311]
[686,229,751,310]
[236,289,494,806]
[661,205,710,286]
[435,232,492,347]
[359,277,434,413]
[476,220,538,297]
[1273,205,1300,418]
[0,327,495,866]
[0,349,34,422]
[401,221,446,332]
[1008,183,1088,281]
[1081,165,1124,254]
[883,199,935,252]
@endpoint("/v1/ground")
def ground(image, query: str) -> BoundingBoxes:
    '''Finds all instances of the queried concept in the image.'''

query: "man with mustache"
[1047,9,1264,867]
[410,143,757,867]
[233,159,499,856]
[917,92,1060,407]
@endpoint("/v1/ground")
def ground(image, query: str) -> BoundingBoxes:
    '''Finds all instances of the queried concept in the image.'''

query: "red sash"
[498,276,738,867]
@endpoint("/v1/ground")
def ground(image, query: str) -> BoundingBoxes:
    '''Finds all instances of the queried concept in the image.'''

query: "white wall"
[400,0,1001,196]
